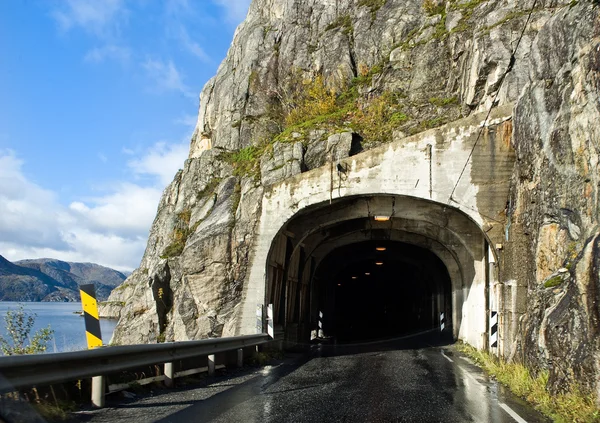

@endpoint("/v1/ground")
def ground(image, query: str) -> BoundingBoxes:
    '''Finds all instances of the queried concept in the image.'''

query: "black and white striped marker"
[267,304,274,339]
[490,311,498,348]
[256,304,263,334]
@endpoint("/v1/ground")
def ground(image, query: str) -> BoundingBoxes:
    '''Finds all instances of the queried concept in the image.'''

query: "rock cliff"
[102,0,599,400]
[502,1,600,398]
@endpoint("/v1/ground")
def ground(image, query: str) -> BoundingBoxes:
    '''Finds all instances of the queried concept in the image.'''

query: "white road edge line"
[441,351,454,363]
[499,402,529,423]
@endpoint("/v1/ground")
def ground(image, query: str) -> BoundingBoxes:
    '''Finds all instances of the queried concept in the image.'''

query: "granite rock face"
[102,0,600,401]
[502,1,600,398]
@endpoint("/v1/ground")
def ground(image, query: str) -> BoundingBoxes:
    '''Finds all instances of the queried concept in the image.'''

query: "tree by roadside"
[0,304,54,355]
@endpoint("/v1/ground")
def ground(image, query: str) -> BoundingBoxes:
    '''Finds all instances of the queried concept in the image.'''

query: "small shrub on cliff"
[222,145,262,177]
[270,64,459,150]
[351,92,408,145]
[284,75,337,127]
[0,305,54,355]
[423,0,445,16]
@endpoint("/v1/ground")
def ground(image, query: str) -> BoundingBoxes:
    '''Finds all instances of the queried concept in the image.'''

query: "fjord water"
[0,302,117,353]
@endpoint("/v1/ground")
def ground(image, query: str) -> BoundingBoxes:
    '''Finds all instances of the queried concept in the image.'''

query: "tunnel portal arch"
[244,194,495,350]
[236,108,514,353]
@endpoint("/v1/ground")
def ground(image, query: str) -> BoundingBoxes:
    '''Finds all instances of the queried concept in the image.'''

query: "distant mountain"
[0,256,126,302]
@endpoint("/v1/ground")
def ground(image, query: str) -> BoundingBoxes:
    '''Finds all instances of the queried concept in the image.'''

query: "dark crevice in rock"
[350,133,364,156]
[151,262,173,341]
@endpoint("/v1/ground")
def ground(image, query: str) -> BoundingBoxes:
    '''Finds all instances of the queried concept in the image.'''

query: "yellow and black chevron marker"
[80,284,103,349]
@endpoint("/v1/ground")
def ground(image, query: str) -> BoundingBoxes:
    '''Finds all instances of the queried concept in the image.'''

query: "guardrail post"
[164,362,174,387]
[91,375,105,408]
[237,348,243,367]
[208,354,215,376]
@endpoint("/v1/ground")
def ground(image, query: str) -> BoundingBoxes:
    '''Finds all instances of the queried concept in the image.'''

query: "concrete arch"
[236,107,514,351]
[240,194,493,348]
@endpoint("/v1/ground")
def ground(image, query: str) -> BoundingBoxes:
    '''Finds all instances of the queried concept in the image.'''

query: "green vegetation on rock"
[423,0,445,16]
[358,0,387,20]
[429,96,458,107]
[544,275,564,288]
[325,14,353,35]
[0,304,54,355]
[160,209,200,259]
[457,343,600,423]
[221,145,264,177]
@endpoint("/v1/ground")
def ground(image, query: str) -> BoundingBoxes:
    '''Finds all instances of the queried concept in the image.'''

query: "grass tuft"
[325,14,353,35]
[429,96,458,107]
[160,208,199,259]
[423,0,445,16]
[358,0,387,20]
[457,343,600,423]
[221,145,264,177]
[544,275,564,288]
[33,400,76,422]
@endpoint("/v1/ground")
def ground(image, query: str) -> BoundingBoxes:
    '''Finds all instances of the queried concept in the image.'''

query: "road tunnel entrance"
[316,240,452,343]
[261,195,493,349]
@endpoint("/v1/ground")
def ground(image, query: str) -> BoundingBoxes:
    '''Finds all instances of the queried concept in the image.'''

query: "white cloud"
[128,141,188,186]
[52,0,127,37]
[143,59,196,99]
[68,184,162,236]
[85,45,131,64]
[177,27,211,63]
[0,151,66,250]
[174,114,198,127]
[211,0,251,23]
[0,142,187,271]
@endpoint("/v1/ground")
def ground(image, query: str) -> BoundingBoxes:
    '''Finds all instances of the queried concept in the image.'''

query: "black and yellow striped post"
[80,284,105,407]
[80,284,103,349]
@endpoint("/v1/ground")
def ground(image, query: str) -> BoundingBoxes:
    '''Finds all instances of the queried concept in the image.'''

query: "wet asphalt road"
[71,337,550,423]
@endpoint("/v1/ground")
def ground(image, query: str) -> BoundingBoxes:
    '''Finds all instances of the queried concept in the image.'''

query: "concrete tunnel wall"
[259,195,488,348]
[235,106,515,352]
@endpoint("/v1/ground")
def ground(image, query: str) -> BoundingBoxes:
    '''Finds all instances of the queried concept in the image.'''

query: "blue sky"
[0,0,251,271]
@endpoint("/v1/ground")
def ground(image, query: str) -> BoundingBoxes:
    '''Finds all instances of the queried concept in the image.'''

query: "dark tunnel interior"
[314,241,452,343]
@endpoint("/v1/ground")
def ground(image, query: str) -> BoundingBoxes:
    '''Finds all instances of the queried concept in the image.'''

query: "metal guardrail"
[0,333,271,394]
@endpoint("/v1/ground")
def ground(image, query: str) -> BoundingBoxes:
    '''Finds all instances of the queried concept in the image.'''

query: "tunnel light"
[365,272,371,276]
[374,216,390,222]
[351,276,358,280]
[375,262,384,266]
[376,247,387,251]
[337,283,342,287]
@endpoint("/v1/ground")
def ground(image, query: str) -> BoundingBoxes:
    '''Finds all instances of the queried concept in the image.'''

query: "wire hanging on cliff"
[448,0,539,204]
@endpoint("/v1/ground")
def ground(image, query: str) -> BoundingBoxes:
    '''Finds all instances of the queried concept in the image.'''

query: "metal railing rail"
[0,334,271,395]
